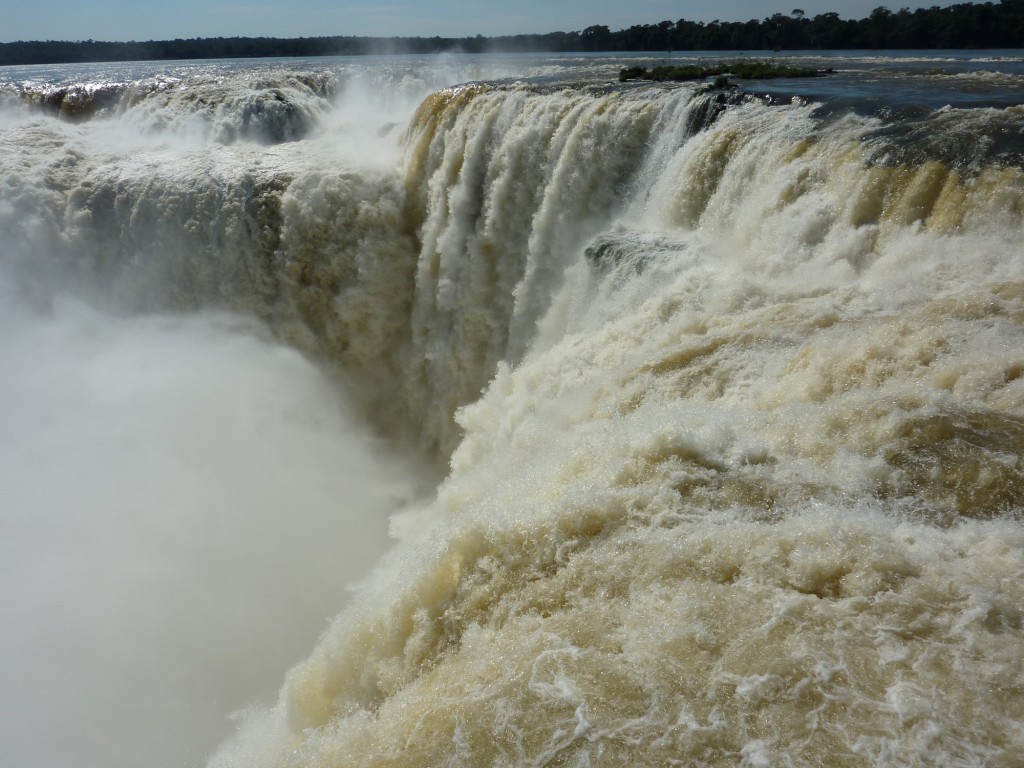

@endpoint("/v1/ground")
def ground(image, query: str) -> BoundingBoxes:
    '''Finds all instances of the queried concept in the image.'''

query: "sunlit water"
[1,51,1023,768]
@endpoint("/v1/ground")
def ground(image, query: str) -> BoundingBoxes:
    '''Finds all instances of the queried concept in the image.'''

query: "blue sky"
[5,1,959,43]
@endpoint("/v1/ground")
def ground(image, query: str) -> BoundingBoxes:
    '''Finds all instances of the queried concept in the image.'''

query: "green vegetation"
[1,2,1023,66]
[619,61,826,83]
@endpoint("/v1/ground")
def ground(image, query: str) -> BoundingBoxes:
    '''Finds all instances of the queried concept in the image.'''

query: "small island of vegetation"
[618,61,829,83]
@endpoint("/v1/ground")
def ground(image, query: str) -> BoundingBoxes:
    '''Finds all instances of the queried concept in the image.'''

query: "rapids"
[1,52,1022,768]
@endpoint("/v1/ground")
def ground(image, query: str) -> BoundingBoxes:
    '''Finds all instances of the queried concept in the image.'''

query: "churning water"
[2,51,1023,767]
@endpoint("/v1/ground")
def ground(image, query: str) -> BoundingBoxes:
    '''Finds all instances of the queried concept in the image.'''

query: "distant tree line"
[1,2,1022,66]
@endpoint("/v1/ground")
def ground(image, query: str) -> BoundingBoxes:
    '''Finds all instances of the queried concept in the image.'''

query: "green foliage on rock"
[619,60,827,83]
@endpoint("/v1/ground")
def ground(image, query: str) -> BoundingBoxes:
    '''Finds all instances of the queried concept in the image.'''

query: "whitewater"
[1,51,1023,768]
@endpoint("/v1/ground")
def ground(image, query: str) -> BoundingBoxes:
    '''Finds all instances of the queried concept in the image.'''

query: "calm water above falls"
[1,51,1023,768]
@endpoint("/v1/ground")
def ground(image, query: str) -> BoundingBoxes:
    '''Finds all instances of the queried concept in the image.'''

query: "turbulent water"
[2,51,1023,768]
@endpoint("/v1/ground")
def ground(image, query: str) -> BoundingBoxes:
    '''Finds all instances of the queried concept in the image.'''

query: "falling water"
[1,51,1022,767]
